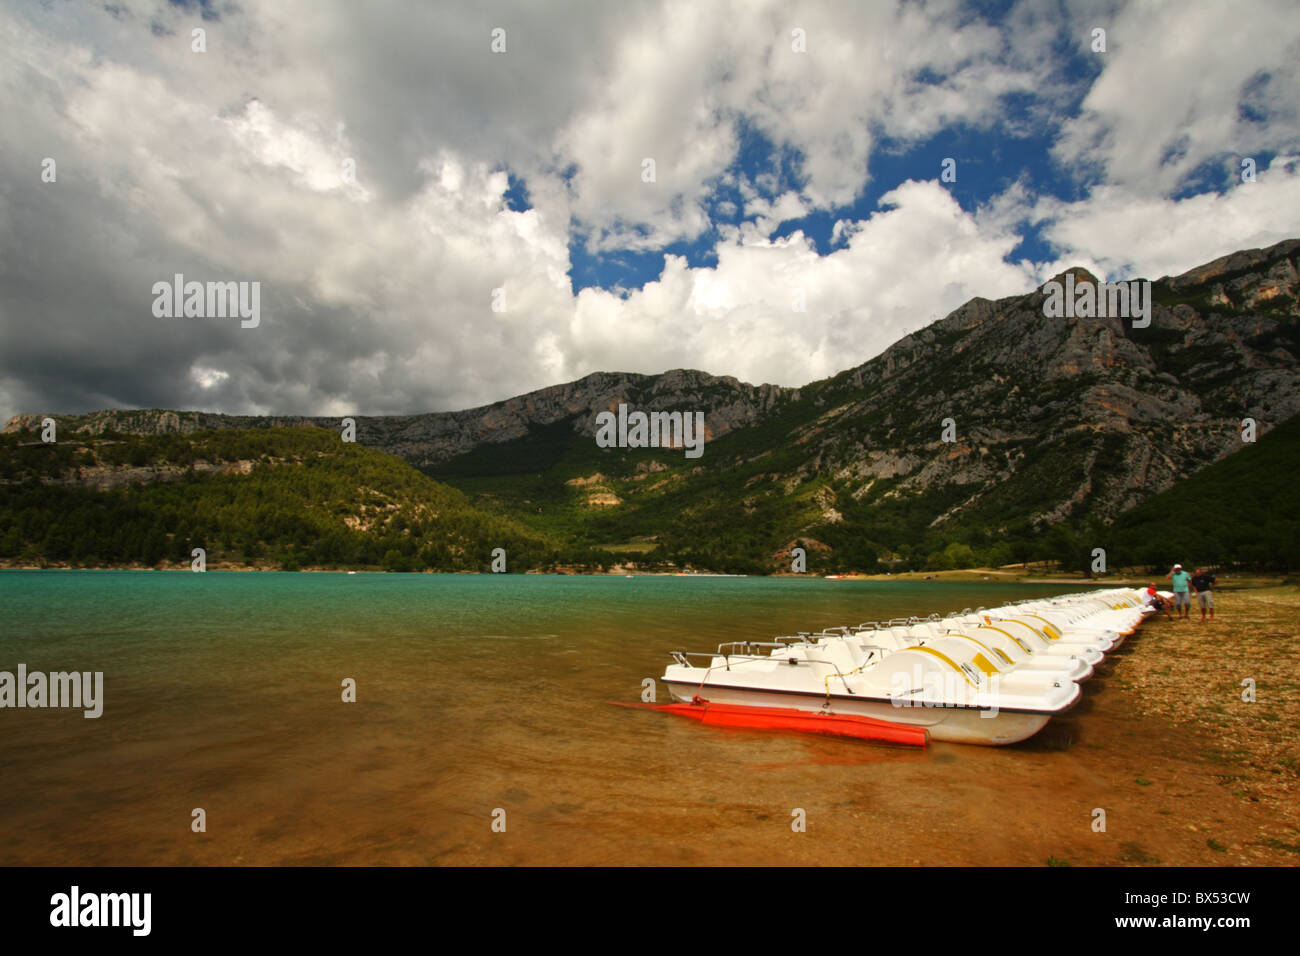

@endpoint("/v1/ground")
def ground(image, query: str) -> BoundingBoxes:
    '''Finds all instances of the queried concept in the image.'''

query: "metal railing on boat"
[667,648,867,686]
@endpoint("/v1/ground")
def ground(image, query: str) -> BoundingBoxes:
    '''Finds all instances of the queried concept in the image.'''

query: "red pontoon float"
[614,697,928,747]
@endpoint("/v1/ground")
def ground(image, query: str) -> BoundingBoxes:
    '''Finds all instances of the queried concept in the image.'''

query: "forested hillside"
[1103,413,1300,570]
[0,427,566,571]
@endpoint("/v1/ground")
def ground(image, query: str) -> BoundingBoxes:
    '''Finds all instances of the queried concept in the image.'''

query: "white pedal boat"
[849,623,1095,683]
[658,587,1156,746]
[662,635,1081,746]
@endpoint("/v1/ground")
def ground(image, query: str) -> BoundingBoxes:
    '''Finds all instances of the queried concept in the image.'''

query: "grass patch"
[1262,837,1300,855]
[1120,842,1160,864]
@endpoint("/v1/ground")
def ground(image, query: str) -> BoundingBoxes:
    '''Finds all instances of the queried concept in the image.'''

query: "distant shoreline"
[0,561,1284,589]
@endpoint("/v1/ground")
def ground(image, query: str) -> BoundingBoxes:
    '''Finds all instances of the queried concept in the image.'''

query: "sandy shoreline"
[1108,584,1300,860]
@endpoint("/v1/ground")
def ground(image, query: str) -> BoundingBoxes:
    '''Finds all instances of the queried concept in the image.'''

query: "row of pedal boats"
[659,587,1161,745]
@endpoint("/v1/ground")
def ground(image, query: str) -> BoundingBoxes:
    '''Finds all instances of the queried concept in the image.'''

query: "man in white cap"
[1168,563,1192,619]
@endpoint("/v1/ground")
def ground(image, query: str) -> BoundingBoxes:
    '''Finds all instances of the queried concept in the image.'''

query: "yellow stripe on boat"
[908,646,977,686]
[948,634,1005,669]
[1019,614,1061,640]
[971,653,998,677]
[979,625,1031,654]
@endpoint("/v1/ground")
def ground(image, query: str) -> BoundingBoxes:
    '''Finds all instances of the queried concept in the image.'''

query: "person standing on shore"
[1192,567,1217,622]
[1168,563,1192,619]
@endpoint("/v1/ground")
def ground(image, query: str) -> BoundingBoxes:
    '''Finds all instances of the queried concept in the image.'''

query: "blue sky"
[568,106,1090,292]
[562,2,1113,294]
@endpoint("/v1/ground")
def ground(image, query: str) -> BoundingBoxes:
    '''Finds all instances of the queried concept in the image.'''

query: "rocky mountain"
[4,369,793,468]
[7,238,1298,571]
[415,237,1300,571]
[781,238,1300,529]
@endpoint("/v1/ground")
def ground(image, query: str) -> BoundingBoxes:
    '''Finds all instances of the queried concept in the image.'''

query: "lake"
[0,571,1228,865]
